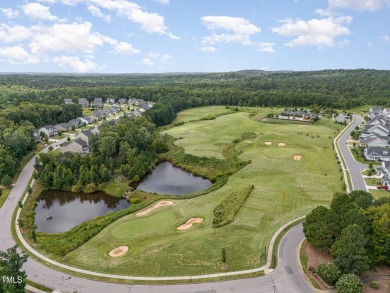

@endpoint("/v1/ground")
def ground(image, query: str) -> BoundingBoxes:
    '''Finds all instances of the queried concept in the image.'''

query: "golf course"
[62,106,343,276]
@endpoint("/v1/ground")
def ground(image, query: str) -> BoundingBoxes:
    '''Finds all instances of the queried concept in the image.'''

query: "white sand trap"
[264,142,272,145]
[136,200,174,216]
[108,246,128,257]
[294,155,303,160]
[177,218,203,231]
[278,143,286,147]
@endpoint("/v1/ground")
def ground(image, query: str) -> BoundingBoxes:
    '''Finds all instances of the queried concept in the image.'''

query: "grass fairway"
[64,107,342,276]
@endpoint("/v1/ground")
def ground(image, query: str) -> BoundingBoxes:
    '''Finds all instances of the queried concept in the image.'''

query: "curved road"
[0,141,315,292]
[338,115,368,191]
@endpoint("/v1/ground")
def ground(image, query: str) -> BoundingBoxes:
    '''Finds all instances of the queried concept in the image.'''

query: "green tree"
[317,263,341,286]
[1,175,12,187]
[330,224,370,274]
[303,206,340,250]
[0,245,28,293]
[336,274,363,293]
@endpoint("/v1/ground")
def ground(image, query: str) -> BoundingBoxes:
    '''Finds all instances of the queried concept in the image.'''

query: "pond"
[34,190,130,233]
[133,161,212,195]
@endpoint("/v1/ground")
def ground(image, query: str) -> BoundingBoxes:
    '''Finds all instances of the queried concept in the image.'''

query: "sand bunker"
[294,155,303,160]
[177,218,203,231]
[136,200,174,216]
[278,143,286,147]
[108,246,128,257]
[264,142,272,145]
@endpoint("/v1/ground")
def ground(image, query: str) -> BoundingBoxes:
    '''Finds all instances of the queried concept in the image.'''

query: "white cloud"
[112,41,140,54]
[0,46,39,64]
[0,8,20,19]
[328,0,388,11]
[85,0,178,38]
[22,3,58,21]
[141,58,154,66]
[87,5,111,22]
[153,0,169,5]
[380,35,390,43]
[161,54,172,61]
[141,52,172,66]
[37,0,57,3]
[29,22,104,54]
[201,16,261,46]
[272,16,352,47]
[257,42,275,53]
[52,56,98,73]
[0,24,33,43]
[200,46,216,52]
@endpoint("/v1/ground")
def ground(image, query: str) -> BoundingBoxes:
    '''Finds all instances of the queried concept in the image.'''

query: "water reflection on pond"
[34,190,130,233]
[134,161,212,195]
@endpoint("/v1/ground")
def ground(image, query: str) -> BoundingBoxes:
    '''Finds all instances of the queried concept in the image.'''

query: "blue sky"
[0,0,389,73]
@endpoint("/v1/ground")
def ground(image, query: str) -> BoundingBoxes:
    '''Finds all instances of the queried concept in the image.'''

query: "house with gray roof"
[39,125,58,137]
[364,147,390,161]
[78,98,90,108]
[64,98,73,104]
[118,98,127,104]
[54,123,71,132]
[92,97,103,108]
[106,98,115,104]
[61,138,89,154]
[75,129,95,145]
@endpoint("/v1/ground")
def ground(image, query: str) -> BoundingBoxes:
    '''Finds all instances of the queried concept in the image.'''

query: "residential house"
[118,98,127,104]
[33,130,42,142]
[54,123,71,132]
[383,108,390,119]
[128,98,139,106]
[92,98,103,108]
[106,98,115,104]
[39,125,58,137]
[89,126,100,135]
[364,147,390,161]
[77,117,90,126]
[137,99,146,106]
[368,107,383,119]
[61,138,89,154]
[75,129,95,144]
[93,110,106,120]
[64,98,73,104]
[78,98,90,108]
[68,118,83,129]
[86,115,99,123]
[360,136,389,148]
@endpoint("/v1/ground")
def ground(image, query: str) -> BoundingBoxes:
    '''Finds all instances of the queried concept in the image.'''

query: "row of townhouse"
[376,161,390,188]
[60,101,154,153]
[71,97,154,108]
[359,108,390,161]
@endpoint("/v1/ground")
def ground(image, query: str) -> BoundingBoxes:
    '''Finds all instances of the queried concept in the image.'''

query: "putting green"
[64,107,342,276]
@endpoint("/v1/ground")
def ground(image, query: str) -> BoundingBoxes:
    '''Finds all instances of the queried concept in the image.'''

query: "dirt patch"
[278,143,286,147]
[177,218,203,230]
[294,154,303,160]
[136,200,174,217]
[108,246,129,257]
[264,142,272,145]
[304,242,333,290]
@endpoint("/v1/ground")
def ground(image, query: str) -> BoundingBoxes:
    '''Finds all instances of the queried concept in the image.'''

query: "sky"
[0,0,389,73]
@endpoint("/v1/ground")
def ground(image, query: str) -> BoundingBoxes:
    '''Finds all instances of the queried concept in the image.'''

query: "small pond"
[34,190,130,233]
[134,161,212,195]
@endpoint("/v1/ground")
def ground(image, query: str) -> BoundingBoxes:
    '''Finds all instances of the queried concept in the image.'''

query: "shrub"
[317,263,342,286]
[369,281,379,289]
[1,175,12,187]
[130,197,140,205]
[336,274,363,293]
[84,183,98,193]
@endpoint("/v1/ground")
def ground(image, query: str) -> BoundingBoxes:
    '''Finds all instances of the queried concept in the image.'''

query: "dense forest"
[1,70,390,109]
[34,117,167,192]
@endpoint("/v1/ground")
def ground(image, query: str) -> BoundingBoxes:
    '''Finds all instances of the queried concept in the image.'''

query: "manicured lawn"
[364,177,381,186]
[368,189,389,199]
[63,107,342,276]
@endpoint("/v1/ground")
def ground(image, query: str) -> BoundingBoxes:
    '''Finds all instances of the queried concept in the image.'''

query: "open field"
[63,107,343,276]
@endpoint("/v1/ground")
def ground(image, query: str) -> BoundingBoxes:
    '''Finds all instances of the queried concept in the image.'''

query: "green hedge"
[212,185,254,228]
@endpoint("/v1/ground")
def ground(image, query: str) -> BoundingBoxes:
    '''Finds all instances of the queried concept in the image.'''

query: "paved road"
[0,140,315,293]
[338,114,368,191]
